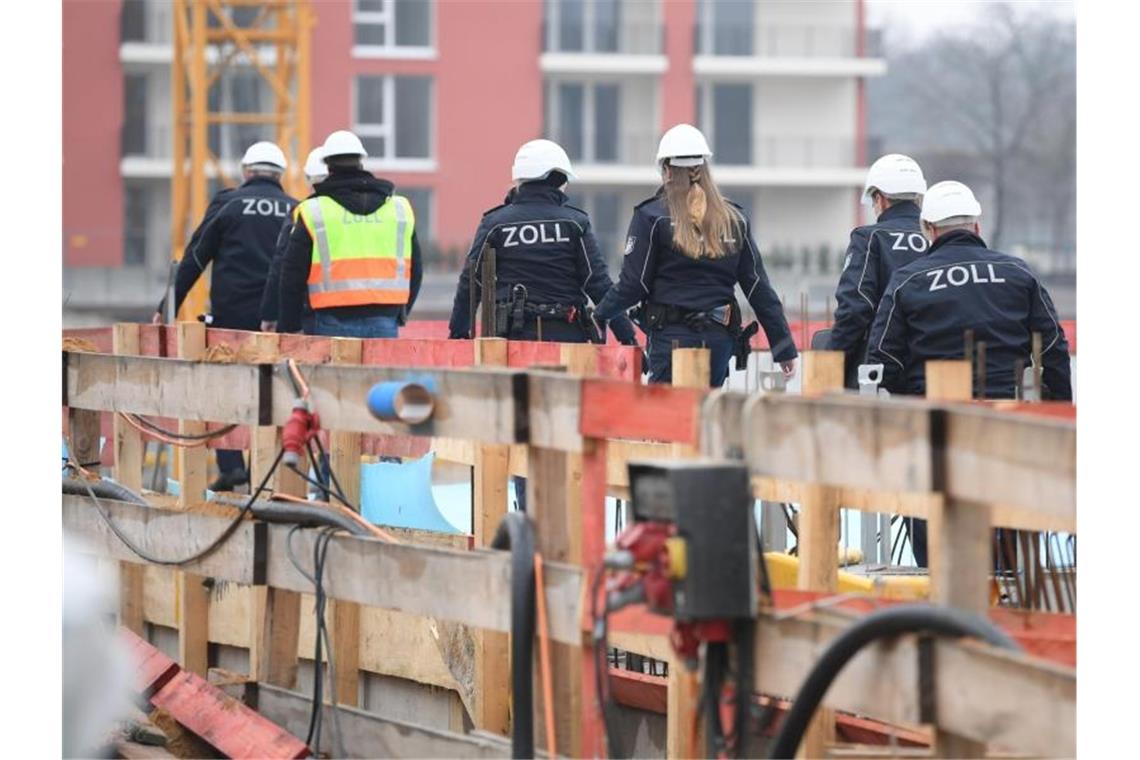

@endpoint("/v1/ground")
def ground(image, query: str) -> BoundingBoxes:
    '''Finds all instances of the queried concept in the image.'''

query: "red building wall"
[63,0,124,267]
[309,0,543,254]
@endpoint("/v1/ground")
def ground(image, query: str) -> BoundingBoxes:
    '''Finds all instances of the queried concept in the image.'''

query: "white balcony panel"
[120,43,278,66]
[693,55,886,78]
[540,53,667,75]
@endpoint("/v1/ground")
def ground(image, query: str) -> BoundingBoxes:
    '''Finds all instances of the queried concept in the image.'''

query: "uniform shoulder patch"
[623,236,637,256]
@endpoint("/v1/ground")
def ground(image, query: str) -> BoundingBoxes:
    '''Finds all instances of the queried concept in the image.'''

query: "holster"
[733,320,760,370]
[576,307,604,344]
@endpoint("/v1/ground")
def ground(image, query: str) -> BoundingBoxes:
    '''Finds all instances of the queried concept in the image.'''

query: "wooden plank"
[149,671,309,759]
[68,408,102,467]
[263,525,584,646]
[177,572,210,676]
[329,338,363,708]
[248,333,282,491]
[742,394,934,494]
[527,370,584,452]
[925,360,972,401]
[753,477,939,520]
[267,363,528,445]
[580,379,703,443]
[795,484,839,758]
[944,405,1075,518]
[113,323,146,636]
[799,350,845,396]
[256,682,514,759]
[473,338,510,737]
[748,609,1073,758]
[174,322,209,677]
[65,351,262,424]
[527,447,584,757]
[62,495,258,583]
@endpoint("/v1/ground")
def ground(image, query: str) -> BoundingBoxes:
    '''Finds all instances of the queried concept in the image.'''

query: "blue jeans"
[646,324,736,387]
[311,312,400,338]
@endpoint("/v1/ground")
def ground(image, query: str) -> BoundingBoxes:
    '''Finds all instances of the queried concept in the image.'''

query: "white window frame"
[353,0,437,60]
[547,78,622,164]
[546,0,627,54]
[353,75,436,171]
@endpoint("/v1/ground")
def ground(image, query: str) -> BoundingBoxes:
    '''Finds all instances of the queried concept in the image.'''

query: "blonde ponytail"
[663,163,740,259]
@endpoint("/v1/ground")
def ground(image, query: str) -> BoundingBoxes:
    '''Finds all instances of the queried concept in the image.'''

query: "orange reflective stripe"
[310,288,409,308]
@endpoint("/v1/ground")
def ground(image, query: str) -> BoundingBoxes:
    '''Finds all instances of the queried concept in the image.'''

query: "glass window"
[121,0,146,43]
[712,83,752,165]
[354,75,434,161]
[354,0,433,52]
[357,76,386,125]
[591,191,622,270]
[594,0,620,53]
[699,0,754,56]
[394,0,431,46]
[558,0,585,52]
[124,184,148,267]
[395,76,432,159]
[557,83,585,160]
[593,84,619,163]
[355,22,386,46]
[122,73,148,156]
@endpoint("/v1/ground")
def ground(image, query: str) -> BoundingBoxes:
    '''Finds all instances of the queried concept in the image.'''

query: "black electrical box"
[628,460,757,620]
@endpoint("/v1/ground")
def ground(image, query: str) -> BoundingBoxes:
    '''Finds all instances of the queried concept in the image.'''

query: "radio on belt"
[627,460,757,621]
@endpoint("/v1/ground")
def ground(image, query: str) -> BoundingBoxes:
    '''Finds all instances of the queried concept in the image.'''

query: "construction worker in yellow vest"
[277,130,422,337]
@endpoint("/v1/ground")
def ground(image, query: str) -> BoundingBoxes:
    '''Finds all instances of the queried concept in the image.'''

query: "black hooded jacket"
[278,168,423,333]
[161,176,296,329]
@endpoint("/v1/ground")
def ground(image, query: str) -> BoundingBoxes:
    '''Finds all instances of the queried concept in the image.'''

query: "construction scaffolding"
[169,0,312,322]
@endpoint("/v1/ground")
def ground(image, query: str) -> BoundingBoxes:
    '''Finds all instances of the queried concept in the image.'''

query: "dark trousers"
[216,449,246,477]
[646,323,735,387]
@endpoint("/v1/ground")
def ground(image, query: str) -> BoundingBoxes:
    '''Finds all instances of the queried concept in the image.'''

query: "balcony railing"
[700,136,858,169]
[542,19,664,55]
[696,24,872,58]
[121,123,275,163]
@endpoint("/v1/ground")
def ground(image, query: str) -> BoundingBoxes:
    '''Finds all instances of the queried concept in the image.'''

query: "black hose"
[63,477,148,505]
[768,604,1020,759]
[211,495,372,537]
[491,512,536,759]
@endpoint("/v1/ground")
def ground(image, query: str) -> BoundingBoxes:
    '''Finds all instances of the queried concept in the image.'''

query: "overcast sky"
[866,0,1074,41]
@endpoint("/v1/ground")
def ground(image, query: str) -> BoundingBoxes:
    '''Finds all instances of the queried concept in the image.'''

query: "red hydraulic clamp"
[281,359,320,467]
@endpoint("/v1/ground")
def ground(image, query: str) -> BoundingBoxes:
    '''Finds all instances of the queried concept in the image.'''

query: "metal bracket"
[252,521,269,586]
[917,635,938,724]
[858,363,890,397]
[257,364,274,426]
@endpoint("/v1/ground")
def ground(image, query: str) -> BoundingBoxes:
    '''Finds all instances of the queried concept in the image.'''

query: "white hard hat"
[656,123,713,167]
[322,130,368,159]
[303,147,328,181]
[241,141,287,170]
[511,139,575,182]
[921,181,982,224]
[862,153,927,205]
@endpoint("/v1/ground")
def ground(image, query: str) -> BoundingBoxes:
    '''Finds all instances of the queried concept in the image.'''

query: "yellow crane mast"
[169,0,312,322]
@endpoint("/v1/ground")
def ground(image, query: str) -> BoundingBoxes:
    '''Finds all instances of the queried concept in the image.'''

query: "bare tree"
[869,4,1076,255]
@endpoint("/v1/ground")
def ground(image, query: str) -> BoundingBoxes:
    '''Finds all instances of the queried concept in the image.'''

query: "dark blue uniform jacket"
[447,184,636,343]
[165,176,296,330]
[866,229,1072,399]
[827,201,928,384]
[593,192,797,363]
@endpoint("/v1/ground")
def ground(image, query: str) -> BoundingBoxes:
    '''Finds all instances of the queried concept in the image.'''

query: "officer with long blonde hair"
[594,124,797,386]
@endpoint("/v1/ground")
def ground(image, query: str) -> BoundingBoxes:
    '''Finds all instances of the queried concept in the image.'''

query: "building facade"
[63,0,882,323]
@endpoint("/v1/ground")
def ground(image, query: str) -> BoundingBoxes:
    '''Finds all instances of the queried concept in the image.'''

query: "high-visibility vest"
[296,194,415,309]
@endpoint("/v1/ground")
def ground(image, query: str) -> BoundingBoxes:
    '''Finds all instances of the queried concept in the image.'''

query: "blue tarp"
[361,452,463,534]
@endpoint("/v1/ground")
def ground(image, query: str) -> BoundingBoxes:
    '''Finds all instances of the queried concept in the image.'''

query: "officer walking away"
[866,180,1072,400]
[259,146,328,332]
[593,124,797,387]
[866,181,1071,569]
[446,139,638,346]
[278,130,423,337]
[153,140,297,493]
[827,154,928,387]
